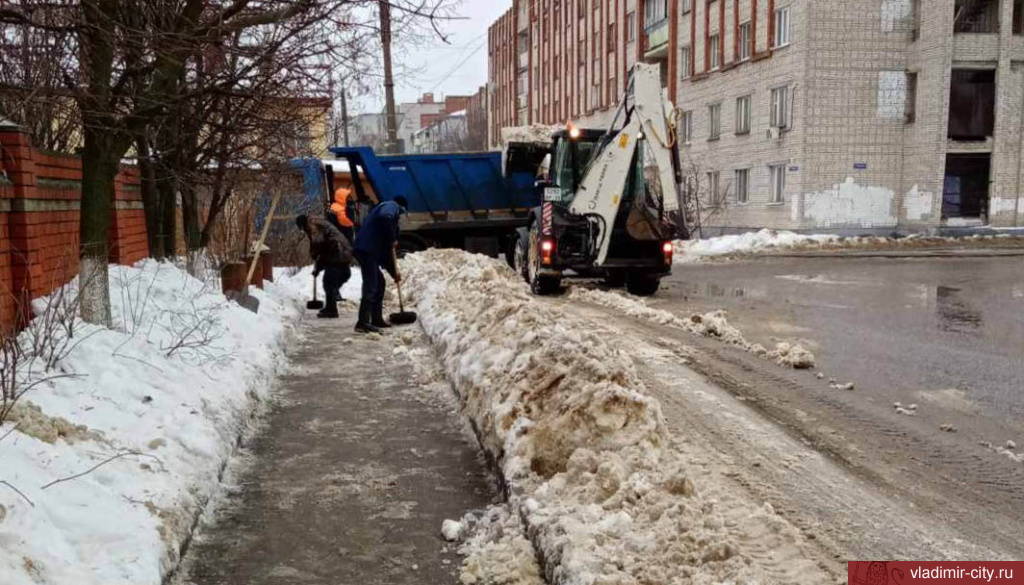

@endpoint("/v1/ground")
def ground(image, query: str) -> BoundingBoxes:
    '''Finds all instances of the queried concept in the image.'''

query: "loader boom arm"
[567,63,681,265]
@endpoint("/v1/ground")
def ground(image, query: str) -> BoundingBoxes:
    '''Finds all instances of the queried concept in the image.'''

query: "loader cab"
[547,128,603,204]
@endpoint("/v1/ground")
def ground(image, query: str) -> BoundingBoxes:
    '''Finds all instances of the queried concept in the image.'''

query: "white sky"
[356,0,512,111]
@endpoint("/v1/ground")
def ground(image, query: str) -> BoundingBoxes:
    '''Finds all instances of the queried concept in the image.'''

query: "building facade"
[488,0,1024,232]
[487,0,660,146]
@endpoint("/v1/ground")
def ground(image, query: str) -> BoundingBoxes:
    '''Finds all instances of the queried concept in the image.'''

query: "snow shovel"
[231,190,282,313]
[307,273,324,311]
[388,248,417,325]
[389,280,417,326]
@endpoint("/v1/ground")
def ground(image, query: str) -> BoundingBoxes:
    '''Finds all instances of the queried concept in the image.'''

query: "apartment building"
[488,0,1024,232]
[488,0,662,146]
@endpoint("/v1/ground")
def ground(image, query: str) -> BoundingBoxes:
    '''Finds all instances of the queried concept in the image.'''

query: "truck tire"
[512,232,529,283]
[603,270,627,288]
[527,224,561,295]
[626,274,661,297]
[397,234,428,257]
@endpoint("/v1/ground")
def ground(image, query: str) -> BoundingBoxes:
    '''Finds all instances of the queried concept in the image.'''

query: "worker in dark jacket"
[352,196,408,333]
[296,214,353,319]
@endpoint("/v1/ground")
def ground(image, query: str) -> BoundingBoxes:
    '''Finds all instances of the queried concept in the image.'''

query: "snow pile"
[568,287,816,369]
[677,230,1024,262]
[0,260,308,585]
[455,505,544,585]
[403,249,827,584]
[499,124,561,146]
[676,229,839,262]
[442,518,466,542]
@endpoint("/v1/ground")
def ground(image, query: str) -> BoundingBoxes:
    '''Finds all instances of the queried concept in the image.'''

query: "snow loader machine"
[506,62,690,297]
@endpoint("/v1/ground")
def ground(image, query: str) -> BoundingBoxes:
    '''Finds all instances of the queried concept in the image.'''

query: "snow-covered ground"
[676,229,1024,263]
[402,249,830,584]
[675,229,840,262]
[0,261,349,585]
[567,286,816,369]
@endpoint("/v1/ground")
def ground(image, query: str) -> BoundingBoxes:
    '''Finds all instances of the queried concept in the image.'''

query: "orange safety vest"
[330,188,354,228]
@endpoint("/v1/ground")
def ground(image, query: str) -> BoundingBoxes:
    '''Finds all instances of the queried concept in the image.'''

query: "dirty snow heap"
[402,249,829,584]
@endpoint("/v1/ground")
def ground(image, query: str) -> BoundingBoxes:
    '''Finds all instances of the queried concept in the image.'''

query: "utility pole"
[379,0,399,153]
[340,80,351,147]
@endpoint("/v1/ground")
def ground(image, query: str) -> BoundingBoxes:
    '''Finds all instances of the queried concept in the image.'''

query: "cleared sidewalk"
[176,311,496,585]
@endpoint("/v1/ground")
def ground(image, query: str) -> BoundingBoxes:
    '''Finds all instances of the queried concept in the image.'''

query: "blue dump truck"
[290,146,548,261]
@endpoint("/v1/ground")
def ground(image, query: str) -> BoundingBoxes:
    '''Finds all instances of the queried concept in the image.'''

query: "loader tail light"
[662,241,674,264]
[541,239,555,265]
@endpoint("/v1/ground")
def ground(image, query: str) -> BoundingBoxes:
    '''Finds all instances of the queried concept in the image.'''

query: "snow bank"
[0,260,314,585]
[455,505,544,585]
[675,229,840,262]
[403,249,827,584]
[676,229,1024,262]
[567,287,816,369]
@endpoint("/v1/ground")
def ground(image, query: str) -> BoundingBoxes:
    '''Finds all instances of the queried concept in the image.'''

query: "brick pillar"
[1,129,42,325]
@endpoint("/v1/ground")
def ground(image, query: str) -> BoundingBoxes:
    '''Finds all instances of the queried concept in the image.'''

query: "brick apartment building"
[488,0,1024,233]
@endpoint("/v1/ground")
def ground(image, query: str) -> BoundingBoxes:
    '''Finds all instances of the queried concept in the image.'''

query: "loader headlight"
[568,123,581,140]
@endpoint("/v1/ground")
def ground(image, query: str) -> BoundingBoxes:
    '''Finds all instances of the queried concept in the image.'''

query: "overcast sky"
[355,1,511,112]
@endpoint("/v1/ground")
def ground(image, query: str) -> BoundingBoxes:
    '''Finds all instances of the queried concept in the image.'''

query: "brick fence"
[0,127,148,329]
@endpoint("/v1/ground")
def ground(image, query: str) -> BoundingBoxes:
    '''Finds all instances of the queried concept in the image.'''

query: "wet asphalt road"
[658,255,1024,421]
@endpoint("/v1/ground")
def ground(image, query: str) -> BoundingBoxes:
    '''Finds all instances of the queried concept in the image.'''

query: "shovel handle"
[391,247,408,313]
[312,273,318,301]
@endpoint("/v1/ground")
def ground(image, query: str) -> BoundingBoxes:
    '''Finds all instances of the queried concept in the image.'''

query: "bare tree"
[679,152,733,239]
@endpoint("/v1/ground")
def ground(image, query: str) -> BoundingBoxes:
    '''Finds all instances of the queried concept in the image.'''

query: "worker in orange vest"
[329,187,355,243]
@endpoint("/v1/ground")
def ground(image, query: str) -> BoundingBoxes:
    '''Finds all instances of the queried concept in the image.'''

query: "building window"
[710,34,721,69]
[770,86,789,128]
[735,95,751,134]
[739,21,752,60]
[681,45,692,79]
[1015,0,1024,35]
[770,164,786,203]
[607,22,616,49]
[709,103,721,140]
[774,6,791,47]
[627,11,636,41]
[734,169,749,203]
[906,72,918,123]
[707,171,722,206]
[680,110,693,143]
[954,0,1000,33]
[682,0,693,14]
[645,0,668,27]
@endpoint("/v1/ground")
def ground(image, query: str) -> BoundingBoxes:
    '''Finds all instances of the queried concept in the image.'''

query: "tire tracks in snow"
[559,299,1021,563]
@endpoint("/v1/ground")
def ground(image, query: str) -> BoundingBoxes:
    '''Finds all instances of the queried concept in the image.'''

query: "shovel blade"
[389,311,417,325]
[307,300,325,310]
[227,290,260,313]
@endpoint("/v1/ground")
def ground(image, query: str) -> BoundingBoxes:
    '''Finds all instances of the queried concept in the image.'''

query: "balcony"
[643,19,669,60]
[954,0,999,34]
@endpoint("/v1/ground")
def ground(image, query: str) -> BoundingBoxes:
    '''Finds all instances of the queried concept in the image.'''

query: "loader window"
[554,136,597,200]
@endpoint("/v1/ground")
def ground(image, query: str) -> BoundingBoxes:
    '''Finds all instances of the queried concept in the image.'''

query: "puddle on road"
[935,286,983,332]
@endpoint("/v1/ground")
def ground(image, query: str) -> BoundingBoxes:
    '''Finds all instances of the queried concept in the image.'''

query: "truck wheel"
[603,270,627,288]
[626,274,661,297]
[512,232,529,283]
[527,224,561,295]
